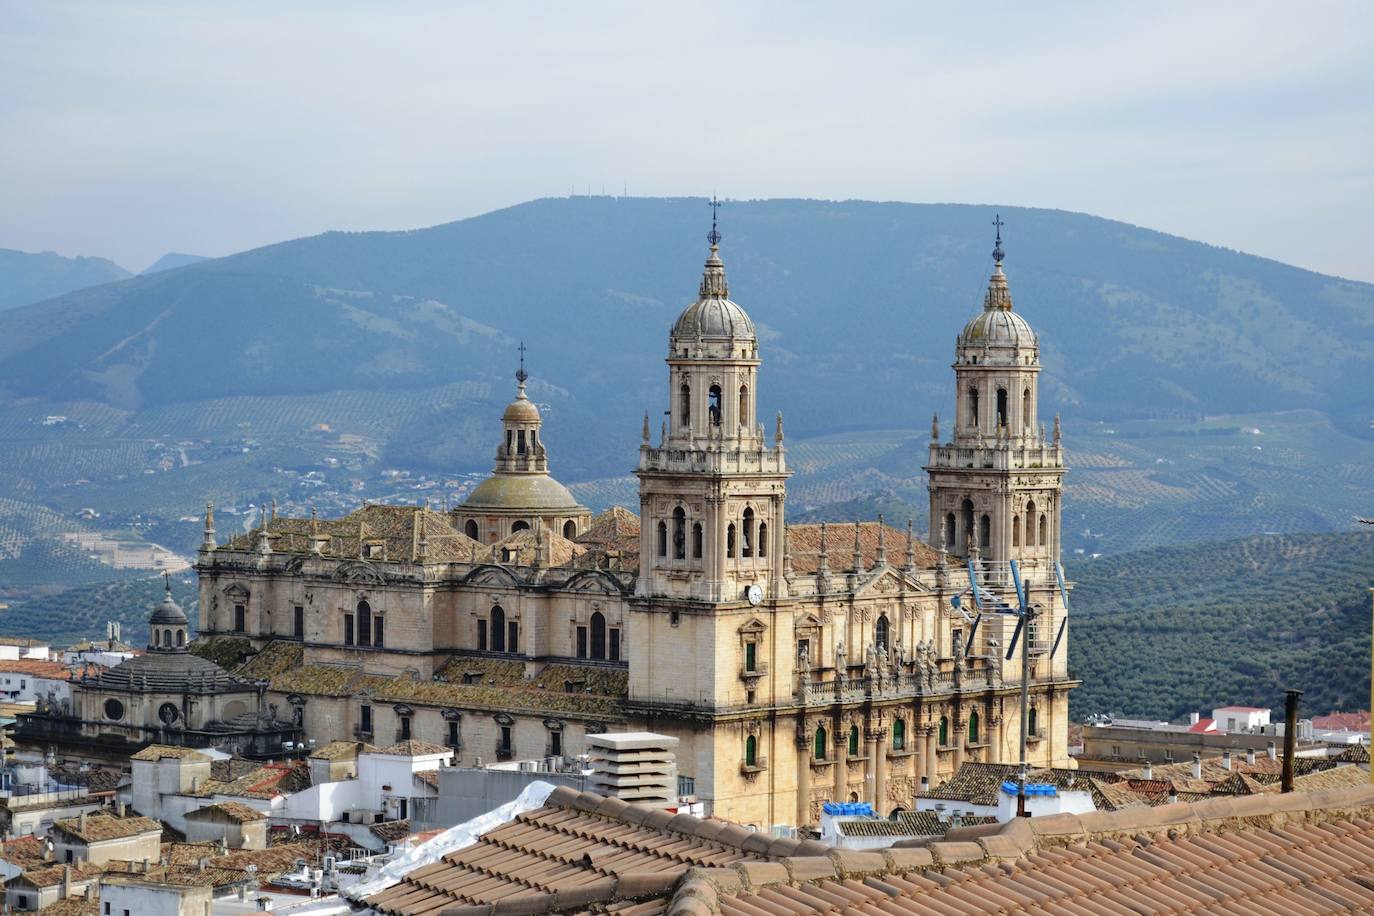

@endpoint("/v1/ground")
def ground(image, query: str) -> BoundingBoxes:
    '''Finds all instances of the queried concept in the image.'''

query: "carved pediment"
[738,617,767,635]
[223,583,251,600]
[283,556,307,576]
[464,565,523,588]
[562,569,623,595]
[334,560,386,585]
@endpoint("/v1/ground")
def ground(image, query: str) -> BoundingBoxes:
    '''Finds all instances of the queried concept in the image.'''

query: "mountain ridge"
[0,247,132,313]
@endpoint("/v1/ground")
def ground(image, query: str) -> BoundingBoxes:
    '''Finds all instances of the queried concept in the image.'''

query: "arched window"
[757,522,767,558]
[960,499,975,551]
[163,629,171,647]
[491,606,506,652]
[1012,515,1021,547]
[679,383,691,427]
[590,611,606,660]
[996,388,1008,428]
[517,429,527,455]
[1023,388,1032,428]
[1028,706,1039,737]
[511,520,530,533]
[875,614,889,653]
[968,710,980,744]
[672,507,687,560]
[154,630,160,647]
[563,520,576,539]
[1025,500,1037,546]
[979,514,990,549]
[357,600,372,647]
[892,718,905,751]
[656,521,667,558]
[742,508,754,558]
[744,734,757,768]
[505,430,513,454]
[727,524,736,558]
[176,629,184,647]
[814,725,827,760]
[848,725,860,757]
[1039,514,1048,547]
[465,519,479,540]
[969,387,980,427]
[708,385,722,427]
[738,385,749,427]
[692,523,703,559]
[938,716,949,746]
[944,513,956,550]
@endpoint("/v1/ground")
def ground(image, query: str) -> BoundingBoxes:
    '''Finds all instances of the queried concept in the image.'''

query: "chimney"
[1142,761,1152,780]
[1167,788,1178,805]
[1246,748,1256,766]
[1189,712,1199,726]
[1191,753,1202,780]
[61,865,72,900]
[198,856,208,872]
[116,801,125,818]
[77,811,86,833]
[1267,740,1277,760]
[919,776,929,794]
[1282,689,1301,793]
[1221,750,1232,771]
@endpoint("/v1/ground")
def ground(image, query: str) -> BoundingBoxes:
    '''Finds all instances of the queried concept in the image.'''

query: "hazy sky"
[2,2,1371,280]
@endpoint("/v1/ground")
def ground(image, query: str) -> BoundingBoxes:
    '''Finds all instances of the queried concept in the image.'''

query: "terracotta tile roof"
[243,642,626,720]
[39,895,100,916]
[785,522,939,574]
[923,762,1127,809]
[0,835,48,868]
[309,739,376,760]
[835,811,996,839]
[0,658,73,678]
[375,740,452,757]
[370,819,413,844]
[572,507,641,571]
[190,761,310,799]
[366,786,830,915]
[162,837,346,880]
[1293,763,1370,791]
[665,785,1374,916]
[1336,743,1371,764]
[53,813,161,843]
[0,636,45,648]
[494,526,586,568]
[131,745,210,762]
[1313,710,1371,731]
[185,801,267,823]
[14,862,104,888]
[104,862,251,890]
[222,505,484,563]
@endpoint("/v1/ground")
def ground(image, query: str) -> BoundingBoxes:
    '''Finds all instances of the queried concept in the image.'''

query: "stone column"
[989,713,1004,764]
[833,720,848,801]
[954,717,966,771]
[912,722,927,789]
[870,725,888,815]
[924,724,938,786]
[795,727,812,828]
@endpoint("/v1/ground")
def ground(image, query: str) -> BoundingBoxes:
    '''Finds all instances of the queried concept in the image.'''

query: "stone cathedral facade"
[192,230,1075,830]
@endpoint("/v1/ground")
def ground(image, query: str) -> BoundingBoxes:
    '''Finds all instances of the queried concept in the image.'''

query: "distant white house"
[1212,706,1271,733]
[0,639,49,663]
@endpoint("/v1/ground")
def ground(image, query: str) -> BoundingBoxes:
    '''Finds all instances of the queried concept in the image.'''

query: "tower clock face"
[746,585,763,606]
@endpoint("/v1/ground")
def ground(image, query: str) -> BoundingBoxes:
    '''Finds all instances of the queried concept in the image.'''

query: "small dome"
[670,244,756,344]
[502,394,541,423]
[462,474,583,511]
[149,586,188,626]
[672,297,756,343]
[960,308,1037,347]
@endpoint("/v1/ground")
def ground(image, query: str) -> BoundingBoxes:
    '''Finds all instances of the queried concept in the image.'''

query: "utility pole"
[1016,577,1033,817]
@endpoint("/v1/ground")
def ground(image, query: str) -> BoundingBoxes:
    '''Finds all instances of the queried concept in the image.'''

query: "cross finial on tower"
[992,213,1005,264]
[162,570,172,596]
[707,196,722,247]
[516,341,528,385]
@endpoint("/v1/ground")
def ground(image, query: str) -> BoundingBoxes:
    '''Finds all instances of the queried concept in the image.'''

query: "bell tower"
[635,204,790,602]
[926,218,1065,573]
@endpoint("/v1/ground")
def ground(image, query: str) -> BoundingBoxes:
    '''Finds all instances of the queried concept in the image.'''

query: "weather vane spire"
[707,195,722,247]
[516,340,528,386]
[992,213,1005,265]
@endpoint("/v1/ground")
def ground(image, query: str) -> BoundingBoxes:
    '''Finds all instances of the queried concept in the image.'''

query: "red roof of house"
[1188,718,1218,733]
[1313,711,1371,732]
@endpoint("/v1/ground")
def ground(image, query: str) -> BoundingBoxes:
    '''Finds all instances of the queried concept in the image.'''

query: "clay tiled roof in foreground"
[666,785,1374,916]
[53,813,161,843]
[365,787,830,915]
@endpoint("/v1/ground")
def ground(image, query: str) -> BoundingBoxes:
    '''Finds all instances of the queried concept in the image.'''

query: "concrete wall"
[418,766,587,830]
[101,879,210,916]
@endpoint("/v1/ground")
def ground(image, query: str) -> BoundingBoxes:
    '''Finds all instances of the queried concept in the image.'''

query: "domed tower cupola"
[927,215,1065,567]
[495,345,548,475]
[148,574,190,653]
[666,201,761,446]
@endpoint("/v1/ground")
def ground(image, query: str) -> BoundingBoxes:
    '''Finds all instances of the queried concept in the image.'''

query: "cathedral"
[191,222,1075,830]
